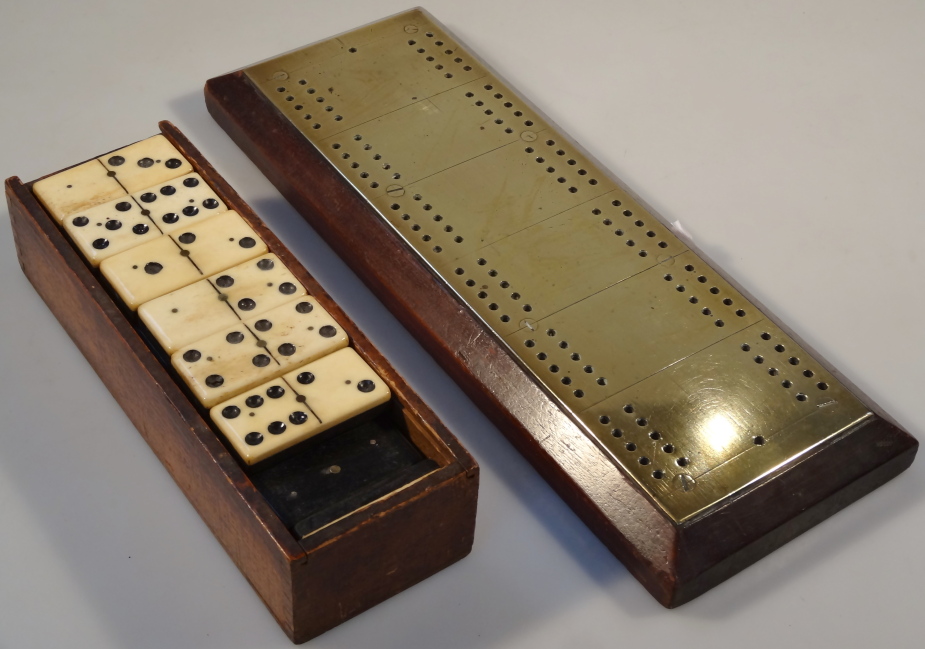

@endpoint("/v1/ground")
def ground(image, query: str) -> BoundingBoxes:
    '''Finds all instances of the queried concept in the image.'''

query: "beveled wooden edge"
[673,415,916,606]
[5,121,480,640]
[204,68,918,606]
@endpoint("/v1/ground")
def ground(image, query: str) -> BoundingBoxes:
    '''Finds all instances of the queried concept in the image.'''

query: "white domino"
[132,173,227,233]
[100,211,267,309]
[172,296,348,407]
[210,347,390,465]
[172,210,268,276]
[281,348,391,429]
[32,159,126,221]
[138,254,306,353]
[139,281,241,354]
[97,134,193,193]
[61,195,160,265]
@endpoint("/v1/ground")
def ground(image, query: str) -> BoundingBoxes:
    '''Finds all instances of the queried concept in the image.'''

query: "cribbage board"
[205,8,918,606]
[5,121,478,643]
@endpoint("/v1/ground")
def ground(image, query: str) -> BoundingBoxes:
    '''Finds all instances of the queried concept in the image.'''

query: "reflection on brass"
[244,9,872,522]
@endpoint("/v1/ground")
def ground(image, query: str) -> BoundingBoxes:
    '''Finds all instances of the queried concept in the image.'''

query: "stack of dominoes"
[33,134,390,465]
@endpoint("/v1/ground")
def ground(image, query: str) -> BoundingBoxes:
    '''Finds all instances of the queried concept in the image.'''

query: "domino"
[282,347,391,431]
[131,172,228,233]
[97,134,193,193]
[32,159,126,221]
[139,253,307,353]
[100,210,267,309]
[170,209,268,276]
[211,348,391,465]
[171,297,348,407]
[61,193,159,266]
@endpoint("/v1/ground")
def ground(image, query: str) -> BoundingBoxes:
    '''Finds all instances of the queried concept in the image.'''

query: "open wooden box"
[5,120,479,643]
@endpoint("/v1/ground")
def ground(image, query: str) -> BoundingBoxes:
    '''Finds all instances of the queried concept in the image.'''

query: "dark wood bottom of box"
[204,69,917,608]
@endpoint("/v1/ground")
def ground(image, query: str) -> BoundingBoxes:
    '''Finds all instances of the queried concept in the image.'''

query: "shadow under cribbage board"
[5,121,478,643]
[205,7,918,607]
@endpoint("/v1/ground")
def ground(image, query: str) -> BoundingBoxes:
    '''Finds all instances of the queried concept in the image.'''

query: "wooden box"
[203,9,917,607]
[5,121,479,643]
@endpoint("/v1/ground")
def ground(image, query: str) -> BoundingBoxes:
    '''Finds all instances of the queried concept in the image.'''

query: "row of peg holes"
[389,195,466,254]
[593,199,670,258]
[455,259,528,325]
[742,332,829,407]
[663,264,747,327]
[595,404,686,480]
[522,328,611,400]
[408,32,472,78]
[330,137,393,190]
[276,83,342,130]
[331,139,463,254]
[522,137,602,195]
[465,85,534,134]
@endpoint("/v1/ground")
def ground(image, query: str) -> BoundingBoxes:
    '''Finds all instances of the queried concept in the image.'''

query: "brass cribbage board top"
[244,9,871,522]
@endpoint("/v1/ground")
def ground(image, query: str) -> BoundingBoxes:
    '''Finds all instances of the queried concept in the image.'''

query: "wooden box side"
[289,464,478,642]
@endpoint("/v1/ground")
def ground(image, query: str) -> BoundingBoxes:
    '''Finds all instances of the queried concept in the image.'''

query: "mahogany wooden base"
[204,70,917,607]
[5,121,479,643]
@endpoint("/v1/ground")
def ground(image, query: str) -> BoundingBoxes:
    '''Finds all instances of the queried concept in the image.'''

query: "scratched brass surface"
[244,9,872,522]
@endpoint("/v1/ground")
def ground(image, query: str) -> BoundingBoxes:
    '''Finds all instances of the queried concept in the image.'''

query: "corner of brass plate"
[244,9,873,523]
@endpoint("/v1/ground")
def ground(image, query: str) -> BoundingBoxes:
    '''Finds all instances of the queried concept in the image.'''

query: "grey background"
[1,1,923,647]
